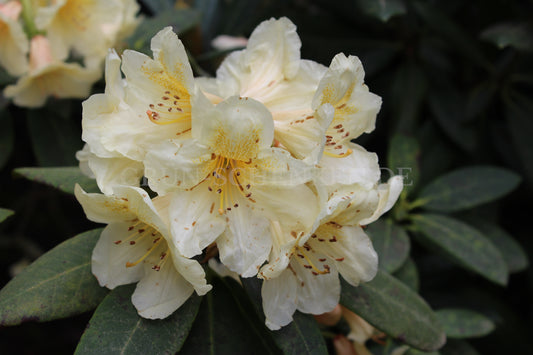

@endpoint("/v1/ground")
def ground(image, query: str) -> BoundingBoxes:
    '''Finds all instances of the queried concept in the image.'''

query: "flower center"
[294,245,331,276]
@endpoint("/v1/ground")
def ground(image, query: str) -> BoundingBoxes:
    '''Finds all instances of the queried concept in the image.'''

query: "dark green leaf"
[241,277,328,355]
[0,208,14,223]
[356,0,406,22]
[0,109,14,169]
[427,90,477,153]
[128,9,201,55]
[412,2,491,69]
[505,92,533,187]
[418,166,521,212]
[465,81,497,121]
[138,0,173,14]
[14,166,99,195]
[387,134,421,193]
[390,61,427,134]
[440,339,479,355]
[75,285,201,355]
[0,229,108,326]
[481,23,533,52]
[468,220,528,273]
[26,106,81,166]
[340,271,446,351]
[412,214,508,285]
[394,258,419,291]
[367,220,410,273]
[435,308,495,339]
[181,278,276,355]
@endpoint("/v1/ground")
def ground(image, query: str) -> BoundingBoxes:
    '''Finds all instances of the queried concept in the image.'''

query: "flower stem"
[21,0,41,38]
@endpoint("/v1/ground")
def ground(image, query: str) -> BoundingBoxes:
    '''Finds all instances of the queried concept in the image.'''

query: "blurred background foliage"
[0,0,532,353]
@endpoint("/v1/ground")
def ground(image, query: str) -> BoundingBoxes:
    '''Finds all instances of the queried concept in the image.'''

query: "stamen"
[126,237,163,268]
[295,246,330,275]
[323,148,353,158]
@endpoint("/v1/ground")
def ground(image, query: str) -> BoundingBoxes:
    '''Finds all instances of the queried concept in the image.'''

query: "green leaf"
[75,285,201,355]
[387,134,421,193]
[427,90,477,153]
[0,208,14,223]
[418,166,521,212]
[128,9,201,55]
[340,271,446,351]
[241,277,328,355]
[356,0,406,22]
[138,0,173,14]
[394,258,419,291]
[505,92,533,187]
[440,339,479,355]
[14,166,99,195]
[367,220,410,273]
[412,2,491,69]
[0,229,108,326]
[468,220,528,273]
[0,109,14,169]
[481,23,533,52]
[26,105,82,166]
[181,278,277,355]
[465,81,497,121]
[412,214,508,285]
[390,61,427,134]
[435,308,495,339]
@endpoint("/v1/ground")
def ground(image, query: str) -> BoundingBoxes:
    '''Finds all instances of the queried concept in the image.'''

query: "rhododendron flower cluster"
[0,0,139,107]
[76,17,402,330]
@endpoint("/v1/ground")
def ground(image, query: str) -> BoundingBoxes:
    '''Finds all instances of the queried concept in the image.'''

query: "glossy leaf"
[387,134,421,193]
[128,9,201,55]
[340,271,446,351]
[468,220,528,273]
[14,166,99,195]
[418,166,521,212]
[0,208,14,223]
[481,23,533,52]
[0,109,14,169]
[0,229,107,326]
[412,214,508,285]
[26,107,81,166]
[181,277,277,355]
[436,308,495,339]
[367,219,410,273]
[75,285,201,355]
[390,61,427,134]
[356,0,406,22]
[241,277,328,355]
[394,258,419,291]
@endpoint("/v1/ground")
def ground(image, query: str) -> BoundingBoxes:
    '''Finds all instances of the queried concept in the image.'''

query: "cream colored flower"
[34,0,139,67]
[197,17,334,164]
[3,35,99,107]
[0,1,29,76]
[144,94,321,277]
[260,176,403,330]
[75,184,211,319]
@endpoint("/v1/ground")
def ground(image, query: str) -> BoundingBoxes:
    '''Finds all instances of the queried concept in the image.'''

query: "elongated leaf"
[418,166,521,212]
[0,208,14,223]
[128,9,201,55]
[181,278,276,355]
[241,277,328,355]
[440,339,479,355]
[14,167,99,195]
[0,109,14,169]
[413,2,490,69]
[75,285,201,355]
[356,0,406,22]
[468,220,528,273]
[139,0,173,14]
[367,220,410,273]
[388,134,420,193]
[26,107,81,166]
[394,258,419,291]
[340,271,446,351]
[412,214,508,285]
[0,229,107,326]
[481,23,533,52]
[390,61,427,134]
[436,308,495,339]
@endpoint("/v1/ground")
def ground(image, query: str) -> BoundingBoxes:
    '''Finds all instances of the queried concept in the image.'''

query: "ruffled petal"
[169,247,212,295]
[358,176,403,225]
[86,153,144,195]
[262,269,298,330]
